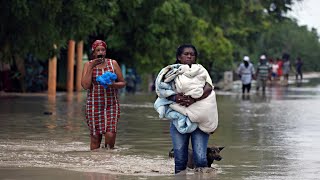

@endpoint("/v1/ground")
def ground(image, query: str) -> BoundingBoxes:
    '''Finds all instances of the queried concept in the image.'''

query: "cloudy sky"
[288,0,320,32]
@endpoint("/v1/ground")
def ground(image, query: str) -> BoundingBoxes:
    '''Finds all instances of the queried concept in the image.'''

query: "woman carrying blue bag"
[81,40,126,150]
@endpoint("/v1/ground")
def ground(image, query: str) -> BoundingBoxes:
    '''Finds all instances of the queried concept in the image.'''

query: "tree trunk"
[76,41,83,92]
[48,44,57,95]
[66,40,75,93]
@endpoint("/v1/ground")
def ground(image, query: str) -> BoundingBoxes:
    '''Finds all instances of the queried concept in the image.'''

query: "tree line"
[1,0,318,86]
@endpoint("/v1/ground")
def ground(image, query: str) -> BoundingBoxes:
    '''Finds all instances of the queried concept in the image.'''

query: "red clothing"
[277,60,283,76]
[86,59,120,135]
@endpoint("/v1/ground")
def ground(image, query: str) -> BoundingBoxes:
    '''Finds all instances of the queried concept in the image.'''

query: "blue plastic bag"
[96,72,117,89]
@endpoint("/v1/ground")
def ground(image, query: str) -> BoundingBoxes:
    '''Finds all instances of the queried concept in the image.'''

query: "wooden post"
[76,41,83,92]
[48,44,57,95]
[66,40,75,92]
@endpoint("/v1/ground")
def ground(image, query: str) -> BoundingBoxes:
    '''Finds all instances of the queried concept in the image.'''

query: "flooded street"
[1,78,320,180]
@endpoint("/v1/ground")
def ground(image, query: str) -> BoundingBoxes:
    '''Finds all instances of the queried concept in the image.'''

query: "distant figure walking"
[0,62,12,92]
[256,55,271,94]
[237,56,255,94]
[271,59,279,81]
[276,58,283,80]
[295,57,303,82]
[125,69,136,94]
[282,53,291,85]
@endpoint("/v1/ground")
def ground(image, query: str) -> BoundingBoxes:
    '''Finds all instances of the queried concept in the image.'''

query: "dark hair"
[175,44,198,64]
[282,53,290,60]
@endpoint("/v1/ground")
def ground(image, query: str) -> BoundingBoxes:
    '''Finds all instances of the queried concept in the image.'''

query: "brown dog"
[169,146,224,169]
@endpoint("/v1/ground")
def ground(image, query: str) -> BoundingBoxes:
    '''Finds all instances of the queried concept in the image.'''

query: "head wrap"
[91,40,107,52]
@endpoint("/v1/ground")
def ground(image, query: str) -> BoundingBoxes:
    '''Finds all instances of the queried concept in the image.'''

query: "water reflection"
[0,80,320,179]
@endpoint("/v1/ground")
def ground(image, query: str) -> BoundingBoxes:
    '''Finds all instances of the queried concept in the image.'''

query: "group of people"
[237,53,303,94]
[81,40,219,174]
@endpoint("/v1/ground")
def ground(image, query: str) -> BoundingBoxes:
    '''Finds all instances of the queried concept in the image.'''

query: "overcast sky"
[288,0,320,32]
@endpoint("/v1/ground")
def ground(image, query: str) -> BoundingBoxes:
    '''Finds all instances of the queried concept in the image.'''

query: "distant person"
[256,55,271,93]
[0,62,12,92]
[282,53,291,84]
[237,56,255,94]
[150,75,156,92]
[125,69,136,94]
[276,58,283,80]
[81,40,126,150]
[271,59,279,81]
[295,57,303,81]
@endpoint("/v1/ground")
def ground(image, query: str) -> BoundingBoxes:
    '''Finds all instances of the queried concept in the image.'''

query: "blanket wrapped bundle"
[154,64,219,134]
[96,72,117,89]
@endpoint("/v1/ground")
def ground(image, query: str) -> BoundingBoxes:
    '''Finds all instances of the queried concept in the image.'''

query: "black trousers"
[242,83,251,93]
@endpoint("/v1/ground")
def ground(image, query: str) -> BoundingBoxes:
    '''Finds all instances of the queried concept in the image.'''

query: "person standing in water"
[282,53,291,85]
[237,56,255,94]
[154,44,217,174]
[295,57,303,82]
[81,40,126,150]
[256,54,271,94]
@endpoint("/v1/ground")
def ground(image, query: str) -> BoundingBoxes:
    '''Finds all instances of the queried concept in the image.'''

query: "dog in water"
[169,146,224,169]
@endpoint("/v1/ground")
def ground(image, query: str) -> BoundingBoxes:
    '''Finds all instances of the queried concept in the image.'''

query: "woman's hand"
[175,83,212,107]
[176,93,196,107]
[89,58,105,68]
[81,58,105,90]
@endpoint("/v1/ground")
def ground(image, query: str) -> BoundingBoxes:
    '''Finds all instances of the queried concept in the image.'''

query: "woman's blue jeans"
[170,122,209,174]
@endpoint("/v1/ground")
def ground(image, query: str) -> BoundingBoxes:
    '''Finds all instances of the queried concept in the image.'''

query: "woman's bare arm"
[108,60,126,89]
[81,62,94,90]
[194,82,212,101]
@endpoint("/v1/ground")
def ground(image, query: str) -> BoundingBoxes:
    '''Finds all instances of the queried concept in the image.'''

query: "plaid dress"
[85,59,120,135]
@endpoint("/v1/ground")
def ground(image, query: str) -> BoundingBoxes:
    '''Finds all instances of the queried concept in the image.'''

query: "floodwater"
[1,78,320,180]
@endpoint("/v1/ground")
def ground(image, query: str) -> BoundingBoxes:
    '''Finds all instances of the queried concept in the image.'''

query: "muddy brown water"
[0,81,320,180]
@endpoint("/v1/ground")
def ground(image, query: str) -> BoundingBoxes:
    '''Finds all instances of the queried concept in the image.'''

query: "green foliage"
[192,21,233,68]
[1,0,319,83]
[0,0,118,62]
